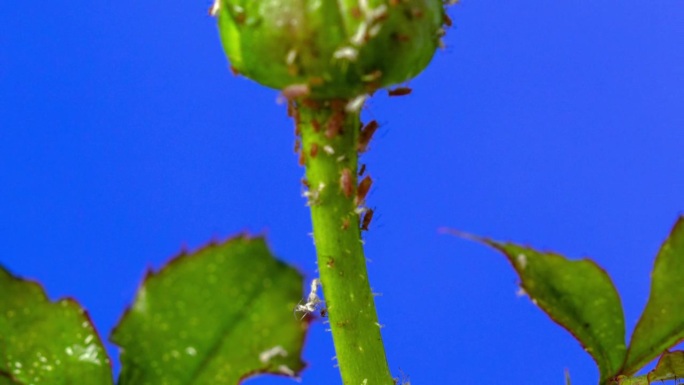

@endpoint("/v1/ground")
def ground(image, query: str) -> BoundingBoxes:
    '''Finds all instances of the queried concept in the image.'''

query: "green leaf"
[647,350,684,383]
[456,233,626,383]
[111,235,308,385]
[0,266,113,385]
[622,217,684,375]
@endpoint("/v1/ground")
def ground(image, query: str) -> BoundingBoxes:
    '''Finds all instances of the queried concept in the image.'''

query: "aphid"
[333,46,359,62]
[229,65,239,76]
[361,208,374,231]
[294,278,322,319]
[301,178,310,188]
[281,84,310,100]
[309,142,319,158]
[320,308,328,317]
[368,24,382,38]
[388,86,412,96]
[351,22,369,46]
[358,120,379,152]
[259,346,288,364]
[208,0,220,16]
[358,163,366,176]
[277,365,295,377]
[294,139,301,153]
[311,119,321,132]
[340,168,353,198]
[326,112,344,138]
[285,49,297,66]
[308,76,325,87]
[302,182,325,206]
[326,257,335,268]
[301,99,320,109]
[350,5,362,18]
[361,70,382,83]
[346,94,368,113]
[443,13,453,27]
[341,217,350,230]
[298,150,306,166]
[356,175,373,205]
[392,33,411,43]
[323,145,335,155]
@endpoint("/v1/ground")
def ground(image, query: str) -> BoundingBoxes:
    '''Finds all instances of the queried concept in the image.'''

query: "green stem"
[295,99,392,385]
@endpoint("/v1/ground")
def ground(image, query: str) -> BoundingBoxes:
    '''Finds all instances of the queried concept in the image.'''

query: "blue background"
[1,1,683,384]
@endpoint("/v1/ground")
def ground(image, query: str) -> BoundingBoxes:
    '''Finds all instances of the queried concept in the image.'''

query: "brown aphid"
[229,65,240,76]
[350,6,362,18]
[326,110,345,139]
[311,118,321,132]
[301,99,320,109]
[392,33,411,43]
[320,308,328,317]
[294,139,301,153]
[301,178,310,188]
[358,163,366,176]
[282,84,310,100]
[340,168,354,198]
[388,86,412,97]
[326,257,335,268]
[293,108,301,127]
[356,175,373,205]
[358,120,379,152]
[361,209,375,231]
[443,13,453,27]
[308,77,325,87]
[310,142,319,158]
[298,150,306,166]
[341,217,350,230]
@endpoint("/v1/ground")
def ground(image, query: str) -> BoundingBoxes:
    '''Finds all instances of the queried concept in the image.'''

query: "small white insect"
[516,253,528,269]
[323,145,335,155]
[333,46,359,61]
[294,278,323,319]
[209,0,220,16]
[302,182,325,206]
[285,49,298,66]
[277,365,296,377]
[515,287,527,297]
[281,84,310,101]
[259,346,288,363]
[350,22,369,46]
[345,94,368,113]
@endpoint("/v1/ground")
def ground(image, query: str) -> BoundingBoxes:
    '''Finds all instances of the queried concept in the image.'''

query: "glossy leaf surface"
[471,235,627,383]
[0,266,113,385]
[111,235,307,385]
[622,217,684,375]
